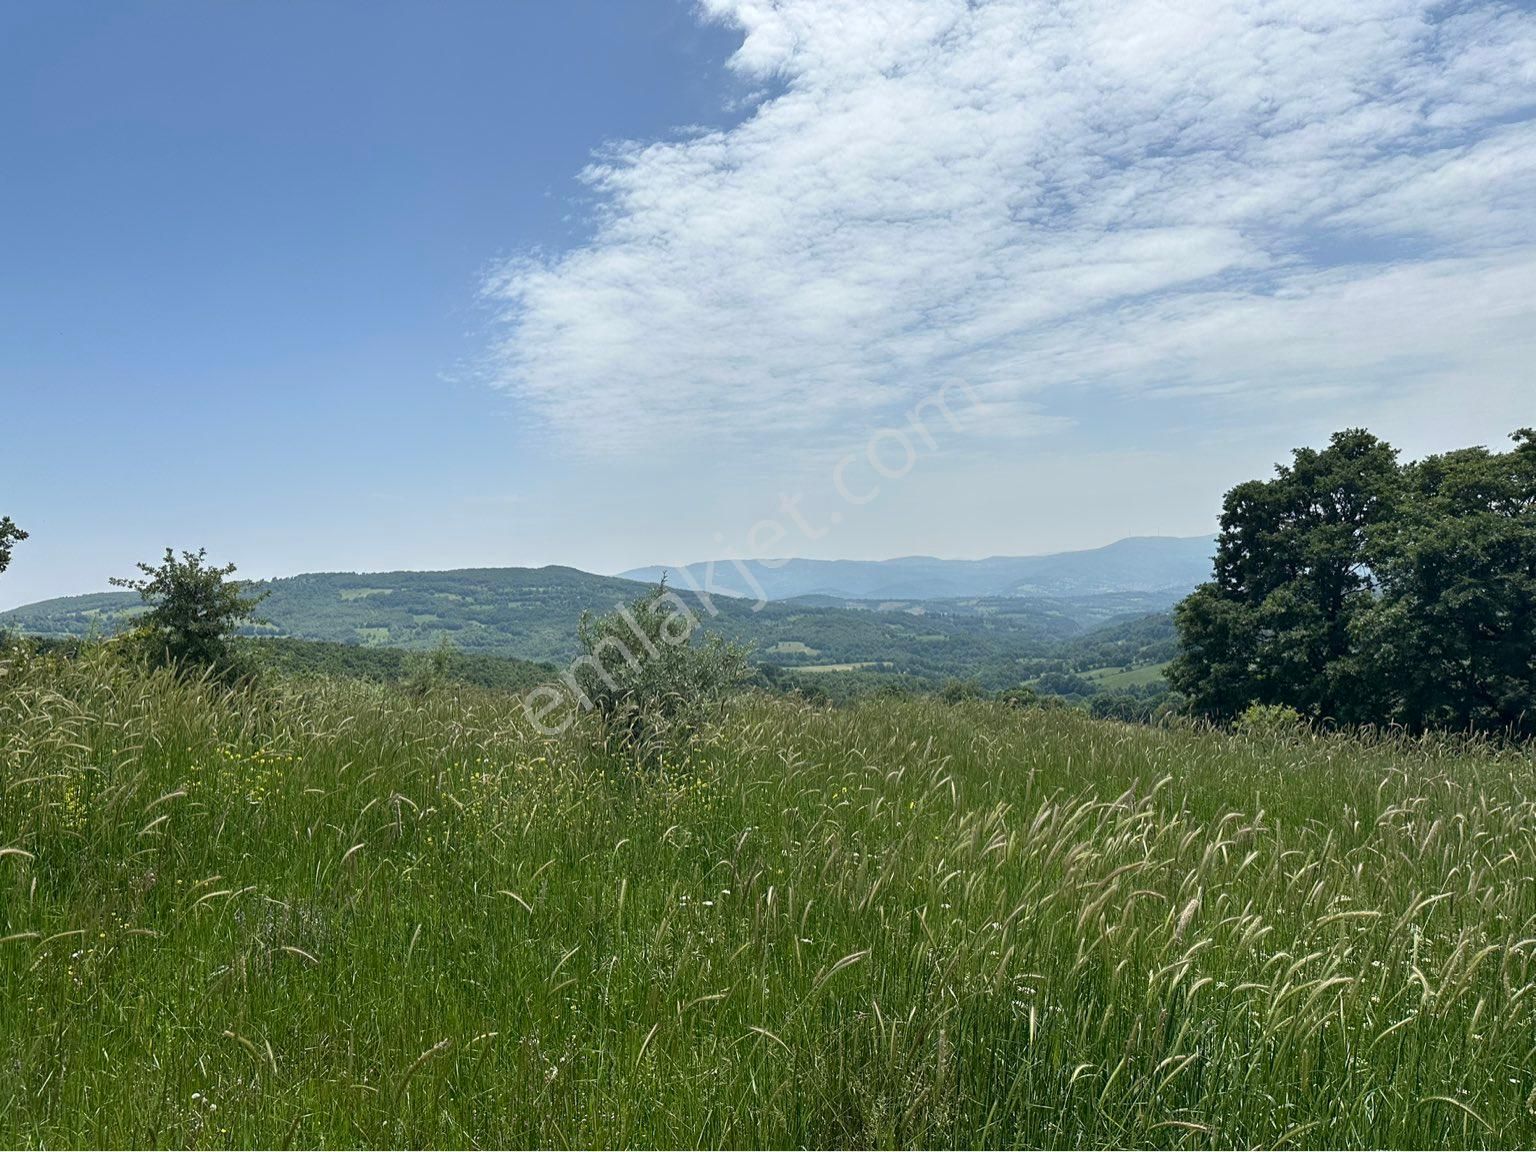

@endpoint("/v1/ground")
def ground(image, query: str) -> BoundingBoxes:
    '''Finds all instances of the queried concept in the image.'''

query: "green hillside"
[3,567,673,662]
[1,567,1180,688]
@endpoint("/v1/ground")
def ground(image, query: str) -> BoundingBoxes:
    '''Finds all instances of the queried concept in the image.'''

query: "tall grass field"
[3,646,1536,1147]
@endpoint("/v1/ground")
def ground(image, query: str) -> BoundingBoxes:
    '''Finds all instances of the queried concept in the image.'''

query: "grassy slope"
[4,650,1536,1147]
[1083,660,1171,689]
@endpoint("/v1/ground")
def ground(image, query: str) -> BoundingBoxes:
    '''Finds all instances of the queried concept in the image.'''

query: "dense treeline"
[236,636,556,694]
[1172,428,1536,735]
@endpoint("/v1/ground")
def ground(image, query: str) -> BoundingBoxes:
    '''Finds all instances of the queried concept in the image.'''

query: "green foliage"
[1033,668,1098,699]
[1354,429,1536,734]
[1169,428,1400,722]
[110,548,267,681]
[572,582,750,758]
[1233,702,1310,741]
[1172,428,1536,736]
[995,682,1041,709]
[236,636,555,695]
[938,677,986,703]
[1056,612,1179,672]
[771,667,929,706]
[402,637,458,700]
[1086,691,1152,723]
[0,514,26,578]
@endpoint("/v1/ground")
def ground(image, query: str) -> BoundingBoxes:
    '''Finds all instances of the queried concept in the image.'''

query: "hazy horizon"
[4,531,1221,611]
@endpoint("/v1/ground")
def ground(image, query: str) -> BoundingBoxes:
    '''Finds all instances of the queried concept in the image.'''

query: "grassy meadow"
[3,646,1536,1147]
[1082,663,1170,691]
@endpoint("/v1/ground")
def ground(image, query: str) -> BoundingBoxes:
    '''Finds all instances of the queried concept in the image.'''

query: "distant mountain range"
[620,536,1215,601]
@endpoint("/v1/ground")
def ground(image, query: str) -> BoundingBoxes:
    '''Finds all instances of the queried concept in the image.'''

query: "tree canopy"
[0,516,26,579]
[1170,429,1536,736]
[111,548,267,680]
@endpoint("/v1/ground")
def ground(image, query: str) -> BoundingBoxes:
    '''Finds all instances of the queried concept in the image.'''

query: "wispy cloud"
[484,0,1536,455]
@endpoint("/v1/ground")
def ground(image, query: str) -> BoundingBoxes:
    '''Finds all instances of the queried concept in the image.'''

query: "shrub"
[996,683,1041,709]
[1234,702,1310,740]
[110,548,267,683]
[1088,692,1155,723]
[938,677,986,704]
[572,582,749,760]
[403,637,457,699]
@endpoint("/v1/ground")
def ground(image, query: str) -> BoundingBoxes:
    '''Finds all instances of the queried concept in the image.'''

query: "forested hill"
[0,564,1182,685]
[2,566,651,664]
[620,535,1215,600]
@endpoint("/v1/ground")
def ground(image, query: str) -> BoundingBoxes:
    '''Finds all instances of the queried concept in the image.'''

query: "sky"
[2,0,1534,610]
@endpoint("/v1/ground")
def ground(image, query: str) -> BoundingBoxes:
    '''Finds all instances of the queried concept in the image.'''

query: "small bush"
[572,582,749,761]
[402,638,457,699]
[939,678,986,704]
[1234,702,1310,740]
[1089,692,1156,723]
[996,683,1041,709]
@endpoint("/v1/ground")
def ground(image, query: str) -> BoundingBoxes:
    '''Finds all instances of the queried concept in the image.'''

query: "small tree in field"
[404,637,458,699]
[0,516,26,579]
[572,581,749,761]
[111,548,267,680]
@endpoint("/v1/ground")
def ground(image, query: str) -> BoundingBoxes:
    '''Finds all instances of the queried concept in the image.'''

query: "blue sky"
[3,1,1534,609]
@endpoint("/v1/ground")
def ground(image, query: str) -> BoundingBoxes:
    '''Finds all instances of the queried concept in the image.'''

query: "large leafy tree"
[112,548,267,679]
[1168,430,1400,723]
[1353,430,1536,734]
[0,516,26,578]
[1172,428,1536,736]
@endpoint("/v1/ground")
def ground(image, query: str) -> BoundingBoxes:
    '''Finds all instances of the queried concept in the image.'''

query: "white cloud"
[484,0,1536,456]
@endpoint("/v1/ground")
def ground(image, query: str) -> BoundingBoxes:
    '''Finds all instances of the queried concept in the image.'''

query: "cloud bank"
[485,0,1536,455]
